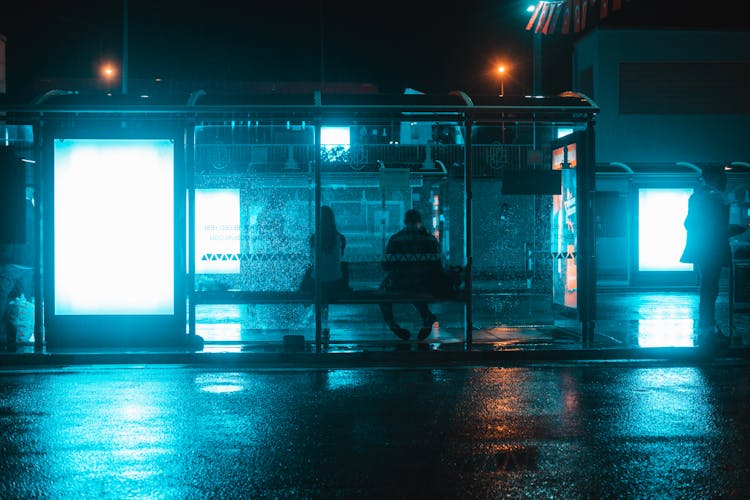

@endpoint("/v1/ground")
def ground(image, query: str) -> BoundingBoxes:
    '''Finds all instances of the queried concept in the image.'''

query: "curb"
[2,346,750,369]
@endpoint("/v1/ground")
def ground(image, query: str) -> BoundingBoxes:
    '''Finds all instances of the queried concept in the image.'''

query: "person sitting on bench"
[379,209,443,341]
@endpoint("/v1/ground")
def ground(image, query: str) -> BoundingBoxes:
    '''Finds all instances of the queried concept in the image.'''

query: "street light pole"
[498,65,506,96]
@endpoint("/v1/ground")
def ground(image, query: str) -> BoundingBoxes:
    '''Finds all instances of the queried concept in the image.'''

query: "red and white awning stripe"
[525,0,625,35]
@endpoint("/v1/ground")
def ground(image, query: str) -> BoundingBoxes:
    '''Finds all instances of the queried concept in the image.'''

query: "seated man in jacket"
[379,209,444,341]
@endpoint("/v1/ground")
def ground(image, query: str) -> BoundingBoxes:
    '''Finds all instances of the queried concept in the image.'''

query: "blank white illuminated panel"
[638,188,693,272]
[321,126,350,151]
[54,138,175,315]
[195,189,240,274]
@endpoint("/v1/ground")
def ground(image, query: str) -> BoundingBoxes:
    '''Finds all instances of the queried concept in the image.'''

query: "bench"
[190,288,472,347]
[192,289,467,305]
[329,290,467,304]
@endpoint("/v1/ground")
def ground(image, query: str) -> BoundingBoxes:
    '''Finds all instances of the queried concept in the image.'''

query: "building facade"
[573,28,750,287]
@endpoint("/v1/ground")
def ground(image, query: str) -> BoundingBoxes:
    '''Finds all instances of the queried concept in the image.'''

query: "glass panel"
[193,124,314,294]
[319,120,466,342]
[471,122,563,340]
[0,138,36,346]
[191,119,591,345]
[244,187,311,291]
[472,187,556,332]
[193,123,314,342]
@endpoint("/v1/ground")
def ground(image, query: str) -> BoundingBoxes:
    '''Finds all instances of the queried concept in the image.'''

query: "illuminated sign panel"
[53,138,175,315]
[638,188,693,272]
[195,189,241,274]
[320,126,350,150]
[551,143,577,309]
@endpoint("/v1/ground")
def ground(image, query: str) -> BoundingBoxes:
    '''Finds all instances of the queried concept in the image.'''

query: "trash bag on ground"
[8,294,35,344]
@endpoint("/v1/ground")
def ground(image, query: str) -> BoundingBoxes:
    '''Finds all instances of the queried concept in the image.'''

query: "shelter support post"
[464,118,473,350]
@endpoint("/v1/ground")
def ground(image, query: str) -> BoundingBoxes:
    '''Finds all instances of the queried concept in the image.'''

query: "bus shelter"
[0,90,599,351]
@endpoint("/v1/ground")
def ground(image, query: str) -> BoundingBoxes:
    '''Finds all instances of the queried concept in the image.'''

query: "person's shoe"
[418,314,437,341]
[389,323,410,341]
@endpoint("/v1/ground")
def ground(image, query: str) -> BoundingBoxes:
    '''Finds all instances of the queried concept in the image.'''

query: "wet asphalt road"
[1,363,749,499]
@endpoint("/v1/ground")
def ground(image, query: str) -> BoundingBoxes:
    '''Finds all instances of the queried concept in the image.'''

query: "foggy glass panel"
[471,138,557,335]
[244,188,311,291]
[193,124,314,294]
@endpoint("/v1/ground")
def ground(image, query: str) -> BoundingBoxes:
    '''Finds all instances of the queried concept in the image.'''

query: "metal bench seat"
[192,289,467,305]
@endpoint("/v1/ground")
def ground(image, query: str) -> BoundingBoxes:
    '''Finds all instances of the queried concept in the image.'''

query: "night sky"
[1,0,748,98]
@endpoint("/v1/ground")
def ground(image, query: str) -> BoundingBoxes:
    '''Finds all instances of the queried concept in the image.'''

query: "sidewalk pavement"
[2,323,749,369]
[2,289,750,368]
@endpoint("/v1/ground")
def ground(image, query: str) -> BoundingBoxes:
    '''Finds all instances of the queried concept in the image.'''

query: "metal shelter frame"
[0,90,599,351]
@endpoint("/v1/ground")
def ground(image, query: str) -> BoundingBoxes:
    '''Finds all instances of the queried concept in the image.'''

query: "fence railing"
[195,143,534,177]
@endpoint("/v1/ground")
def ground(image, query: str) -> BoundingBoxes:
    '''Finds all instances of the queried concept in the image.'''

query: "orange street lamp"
[100,63,117,81]
[497,65,507,96]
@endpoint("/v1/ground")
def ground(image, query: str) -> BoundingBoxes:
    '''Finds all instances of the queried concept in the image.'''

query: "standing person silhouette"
[680,165,745,346]
[380,209,442,341]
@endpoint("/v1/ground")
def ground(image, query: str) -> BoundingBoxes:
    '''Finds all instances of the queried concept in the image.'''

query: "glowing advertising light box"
[54,138,175,315]
[195,189,240,274]
[550,143,577,309]
[638,188,693,272]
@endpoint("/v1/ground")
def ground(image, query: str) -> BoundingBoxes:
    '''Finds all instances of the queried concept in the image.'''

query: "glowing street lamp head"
[100,63,117,80]
[498,65,506,75]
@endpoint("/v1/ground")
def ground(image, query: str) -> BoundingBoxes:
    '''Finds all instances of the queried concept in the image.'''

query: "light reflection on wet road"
[1,364,749,498]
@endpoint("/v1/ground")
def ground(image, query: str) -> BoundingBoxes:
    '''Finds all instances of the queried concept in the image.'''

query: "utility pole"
[122,0,128,95]
[319,1,325,88]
